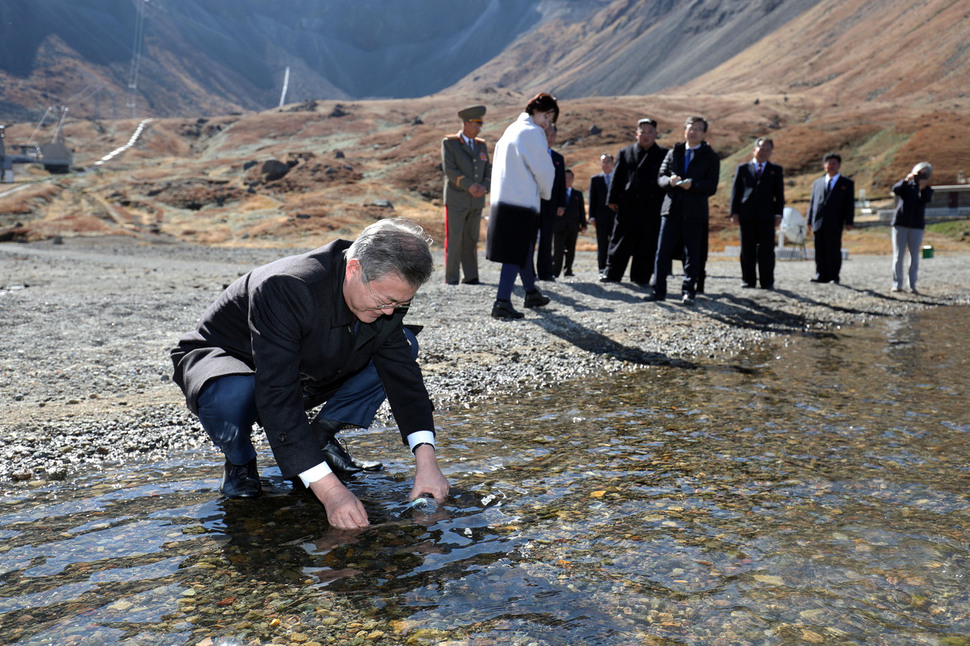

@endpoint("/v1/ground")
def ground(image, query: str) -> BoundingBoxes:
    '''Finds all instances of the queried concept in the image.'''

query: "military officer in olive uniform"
[442,105,491,285]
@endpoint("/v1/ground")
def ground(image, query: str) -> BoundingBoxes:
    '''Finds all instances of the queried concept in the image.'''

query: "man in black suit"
[604,117,668,285]
[807,152,855,283]
[729,137,785,289]
[648,116,720,305]
[588,153,615,278]
[536,124,567,281]
[553,169,587,277]
[171,218,448,530]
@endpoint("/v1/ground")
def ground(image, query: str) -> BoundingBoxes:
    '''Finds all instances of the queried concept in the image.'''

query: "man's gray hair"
[347,218,434,288]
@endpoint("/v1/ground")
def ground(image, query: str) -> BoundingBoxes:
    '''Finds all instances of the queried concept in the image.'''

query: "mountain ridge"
[1,0,829,121]
[2,0,969,249]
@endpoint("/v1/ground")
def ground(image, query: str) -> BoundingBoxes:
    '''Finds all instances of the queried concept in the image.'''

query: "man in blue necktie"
[552,169,587,277]
[806,152,855,284]
[729,137,786,289]
[648,116,720,305]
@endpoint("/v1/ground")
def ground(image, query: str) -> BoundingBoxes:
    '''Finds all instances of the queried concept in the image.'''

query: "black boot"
[311,419,383,474]
[523,289,550,308]
[220,458,262,498]
[490,299,524,319]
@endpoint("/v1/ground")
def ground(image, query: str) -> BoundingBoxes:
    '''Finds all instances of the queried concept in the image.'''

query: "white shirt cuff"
[407,430,436,452]
[298,461,334,487]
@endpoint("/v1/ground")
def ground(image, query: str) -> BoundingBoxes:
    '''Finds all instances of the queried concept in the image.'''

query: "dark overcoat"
[171,240,433,477]
[658,141,720,218]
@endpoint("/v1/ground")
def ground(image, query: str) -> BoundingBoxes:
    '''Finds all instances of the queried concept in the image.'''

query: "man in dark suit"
[588,153,615,278]
[729,137,785,289]
[648,116,720,305]
[552,169,587,277]
[441,105,491,285]
[536,124,566,281]
[605,117,668,285]
[170,219,448,530]
[807,152,855,283]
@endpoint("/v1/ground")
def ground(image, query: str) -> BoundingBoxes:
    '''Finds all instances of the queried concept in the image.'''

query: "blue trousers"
[197,327,419,466]
[654,214,705,298]
[496,238,538,301]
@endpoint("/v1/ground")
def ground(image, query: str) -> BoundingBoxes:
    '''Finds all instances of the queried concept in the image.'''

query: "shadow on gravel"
[695,291,815,332]
[696,283,911,333]
[566,281,648,305]
[528,307,693,368]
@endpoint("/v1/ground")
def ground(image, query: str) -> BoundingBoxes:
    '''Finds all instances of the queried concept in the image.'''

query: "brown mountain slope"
[2,0,968,252]
[445,0,823,99]
[679,0,970,104]
[2,89,967,254]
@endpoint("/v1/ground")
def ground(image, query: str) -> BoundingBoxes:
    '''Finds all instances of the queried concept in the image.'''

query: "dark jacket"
[540,149,567,220]
[730,160,785,220]
[588,173,612,223]
[807,175,855,232]
[658,141,720,218]
[608,142,667,214]
[891,178,933,229]
[170,240,433,477]
[554,187,586,233]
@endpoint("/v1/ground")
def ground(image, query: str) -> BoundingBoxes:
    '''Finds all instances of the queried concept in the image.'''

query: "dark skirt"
[485,202,539,266]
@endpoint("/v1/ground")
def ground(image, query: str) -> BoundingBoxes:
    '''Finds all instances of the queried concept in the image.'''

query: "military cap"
[458,105,486,122]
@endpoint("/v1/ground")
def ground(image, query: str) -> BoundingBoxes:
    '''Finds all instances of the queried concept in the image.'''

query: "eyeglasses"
[364,276,412,311]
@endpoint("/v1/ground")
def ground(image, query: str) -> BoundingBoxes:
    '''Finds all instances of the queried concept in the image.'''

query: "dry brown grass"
[2,91,968,253]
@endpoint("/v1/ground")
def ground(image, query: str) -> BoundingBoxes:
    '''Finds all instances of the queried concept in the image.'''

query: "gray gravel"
[2,236,969,485]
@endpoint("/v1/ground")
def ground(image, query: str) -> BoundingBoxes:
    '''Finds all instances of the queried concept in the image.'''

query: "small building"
[926,184,970,218]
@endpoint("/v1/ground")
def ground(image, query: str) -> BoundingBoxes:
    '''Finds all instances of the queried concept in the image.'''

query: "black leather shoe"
[524,289,550,308]
[643,293,666,302]
[491,299,524,319]
[321,438,382,474]
[741,282,756,289]
[221,458,261,498]
[564,270,574,277]
[461,278,481,285]
[312,419,382,474]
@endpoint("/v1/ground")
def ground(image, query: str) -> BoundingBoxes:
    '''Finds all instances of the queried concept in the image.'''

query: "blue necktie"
[685,148,693,172]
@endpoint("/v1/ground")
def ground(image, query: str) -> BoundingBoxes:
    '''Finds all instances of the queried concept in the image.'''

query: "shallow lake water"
[1,306,968,645]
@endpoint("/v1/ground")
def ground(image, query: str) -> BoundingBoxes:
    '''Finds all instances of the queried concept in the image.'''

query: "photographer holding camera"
[891,162,934,294]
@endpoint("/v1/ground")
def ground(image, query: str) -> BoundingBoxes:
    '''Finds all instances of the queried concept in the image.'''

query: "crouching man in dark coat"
[171,218,448,530]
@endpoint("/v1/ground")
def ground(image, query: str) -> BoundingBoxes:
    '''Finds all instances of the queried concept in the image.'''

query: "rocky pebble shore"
[2,236,969,485]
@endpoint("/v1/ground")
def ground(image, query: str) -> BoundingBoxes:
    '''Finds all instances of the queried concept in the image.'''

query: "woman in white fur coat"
[485,92,559,319]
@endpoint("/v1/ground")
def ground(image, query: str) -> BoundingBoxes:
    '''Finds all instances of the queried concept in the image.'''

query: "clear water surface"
[1,306,968,645]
